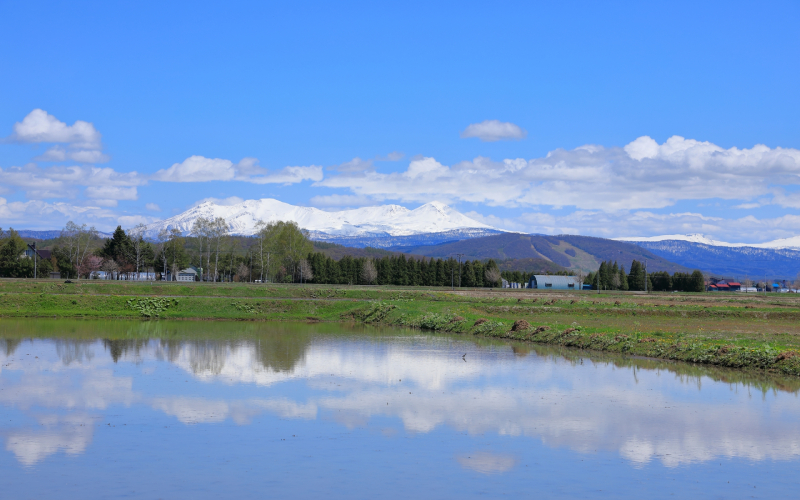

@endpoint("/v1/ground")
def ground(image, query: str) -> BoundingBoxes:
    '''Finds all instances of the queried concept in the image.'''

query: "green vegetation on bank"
[2,279,800,376]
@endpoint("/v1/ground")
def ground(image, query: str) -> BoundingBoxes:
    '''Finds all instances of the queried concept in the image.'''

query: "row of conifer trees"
[585,260,704,292]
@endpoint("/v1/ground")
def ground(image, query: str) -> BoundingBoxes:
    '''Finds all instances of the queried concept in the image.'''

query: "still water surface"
[1,319,799,498]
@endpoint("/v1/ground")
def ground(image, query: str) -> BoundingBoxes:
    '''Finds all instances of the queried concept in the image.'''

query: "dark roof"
[37,249,52,259]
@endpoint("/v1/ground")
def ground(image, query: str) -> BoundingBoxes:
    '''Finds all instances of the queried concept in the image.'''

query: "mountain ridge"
[141,198,499,239]
[619,233,800,250]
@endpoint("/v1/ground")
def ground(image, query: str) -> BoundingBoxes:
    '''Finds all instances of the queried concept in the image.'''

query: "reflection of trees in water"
[253,332,311,373]
[102,339,150,363]
[519,342,800,395]
[55,340,95,365]
[1,338,22,356]
[149,329,313,375]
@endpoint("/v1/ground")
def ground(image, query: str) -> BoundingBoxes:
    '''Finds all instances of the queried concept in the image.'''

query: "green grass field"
[2,278,800,376]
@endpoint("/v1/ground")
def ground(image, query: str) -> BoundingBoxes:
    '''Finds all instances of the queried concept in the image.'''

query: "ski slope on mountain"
[142,199,498,238]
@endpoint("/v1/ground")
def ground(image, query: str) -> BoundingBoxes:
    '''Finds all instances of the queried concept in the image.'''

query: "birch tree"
[191,217,211,281]
[361,259,377,284]
[209,217,228,282]
[61,221,98,279]
[127,223,148,279]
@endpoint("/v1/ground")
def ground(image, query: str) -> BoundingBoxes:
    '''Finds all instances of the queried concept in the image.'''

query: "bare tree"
[101,259,120,280]
[362,259,378,284]
[235,262,250,282]
[127,223,148,279]
[484,266,501,287]
[61,221,98,280]
[298,259,313,283]
[574,270,586,289]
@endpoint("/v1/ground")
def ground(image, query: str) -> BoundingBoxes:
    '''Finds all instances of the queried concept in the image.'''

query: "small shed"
[529,275,581,290]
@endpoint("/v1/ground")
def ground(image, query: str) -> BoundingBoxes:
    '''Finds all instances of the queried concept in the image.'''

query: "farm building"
[167,267,198,282]
[529,275,581,290]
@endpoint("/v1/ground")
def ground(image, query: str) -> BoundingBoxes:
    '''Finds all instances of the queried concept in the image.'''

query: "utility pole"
[28,242,37,279]
[452,253,465,287]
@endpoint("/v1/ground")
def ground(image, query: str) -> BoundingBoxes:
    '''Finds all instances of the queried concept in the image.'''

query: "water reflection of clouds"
[2,338,800,468]
[455,452,518,475]
[5,413,95,467]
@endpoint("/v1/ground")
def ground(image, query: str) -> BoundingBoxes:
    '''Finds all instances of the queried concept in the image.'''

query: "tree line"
[585,260,704,292]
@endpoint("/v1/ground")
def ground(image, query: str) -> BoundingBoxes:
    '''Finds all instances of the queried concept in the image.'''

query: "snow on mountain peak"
[617,233,800,250]
[142,198,496,237]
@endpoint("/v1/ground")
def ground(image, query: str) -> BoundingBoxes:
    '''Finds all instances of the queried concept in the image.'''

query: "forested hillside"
[391,233,687,274]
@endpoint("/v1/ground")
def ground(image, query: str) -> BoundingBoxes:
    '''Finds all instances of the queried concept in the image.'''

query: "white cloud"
[334,157,374,172]
[152,156,324,184]
[34,146,110,164]
[245,165,323,184]
[145,203,161,212]
[308,194,375,207]
[503,209,800,243]
[192,196,245,207]
[118,215,159,227]
[8,109,102,149]
[85,185,138,201]
[377,151,404,161]
[0,164,144,202]
[0,197,117,228]
[152,156,237,182]
[6,109,110,166]
[460,120,527,142]
[319,136,800,212]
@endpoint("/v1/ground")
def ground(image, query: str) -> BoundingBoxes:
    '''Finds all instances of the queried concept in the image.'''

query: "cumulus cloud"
[0,164,144,201]
[0,197,117,228]
[85,185,138,201]
[8,109,102,149]
[34,146,111,164]
[308,194,375,207]
[460,120,527,142]
[246,165,323,184]
[192,196,245,207]
[152,156,237,182]
[6,109,109,164]
[319,136,800,212]
[152,156,324,184]
[145,203,161,212]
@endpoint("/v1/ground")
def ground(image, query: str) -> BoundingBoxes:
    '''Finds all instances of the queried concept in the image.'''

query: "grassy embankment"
[2,279,800,376]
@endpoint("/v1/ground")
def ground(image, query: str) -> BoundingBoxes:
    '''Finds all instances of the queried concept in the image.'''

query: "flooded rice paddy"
[1,319,799,499]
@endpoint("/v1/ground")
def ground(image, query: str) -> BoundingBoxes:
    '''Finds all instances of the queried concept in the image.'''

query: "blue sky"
[1,0,799,242]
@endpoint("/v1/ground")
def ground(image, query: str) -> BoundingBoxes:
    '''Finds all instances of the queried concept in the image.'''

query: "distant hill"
[390,233,690,274]
[626,239,800,279]
[312,241,406,260]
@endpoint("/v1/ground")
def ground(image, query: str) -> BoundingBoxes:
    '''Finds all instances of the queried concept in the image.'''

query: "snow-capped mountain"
[142,199,502,247]
[618,233,800,250]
